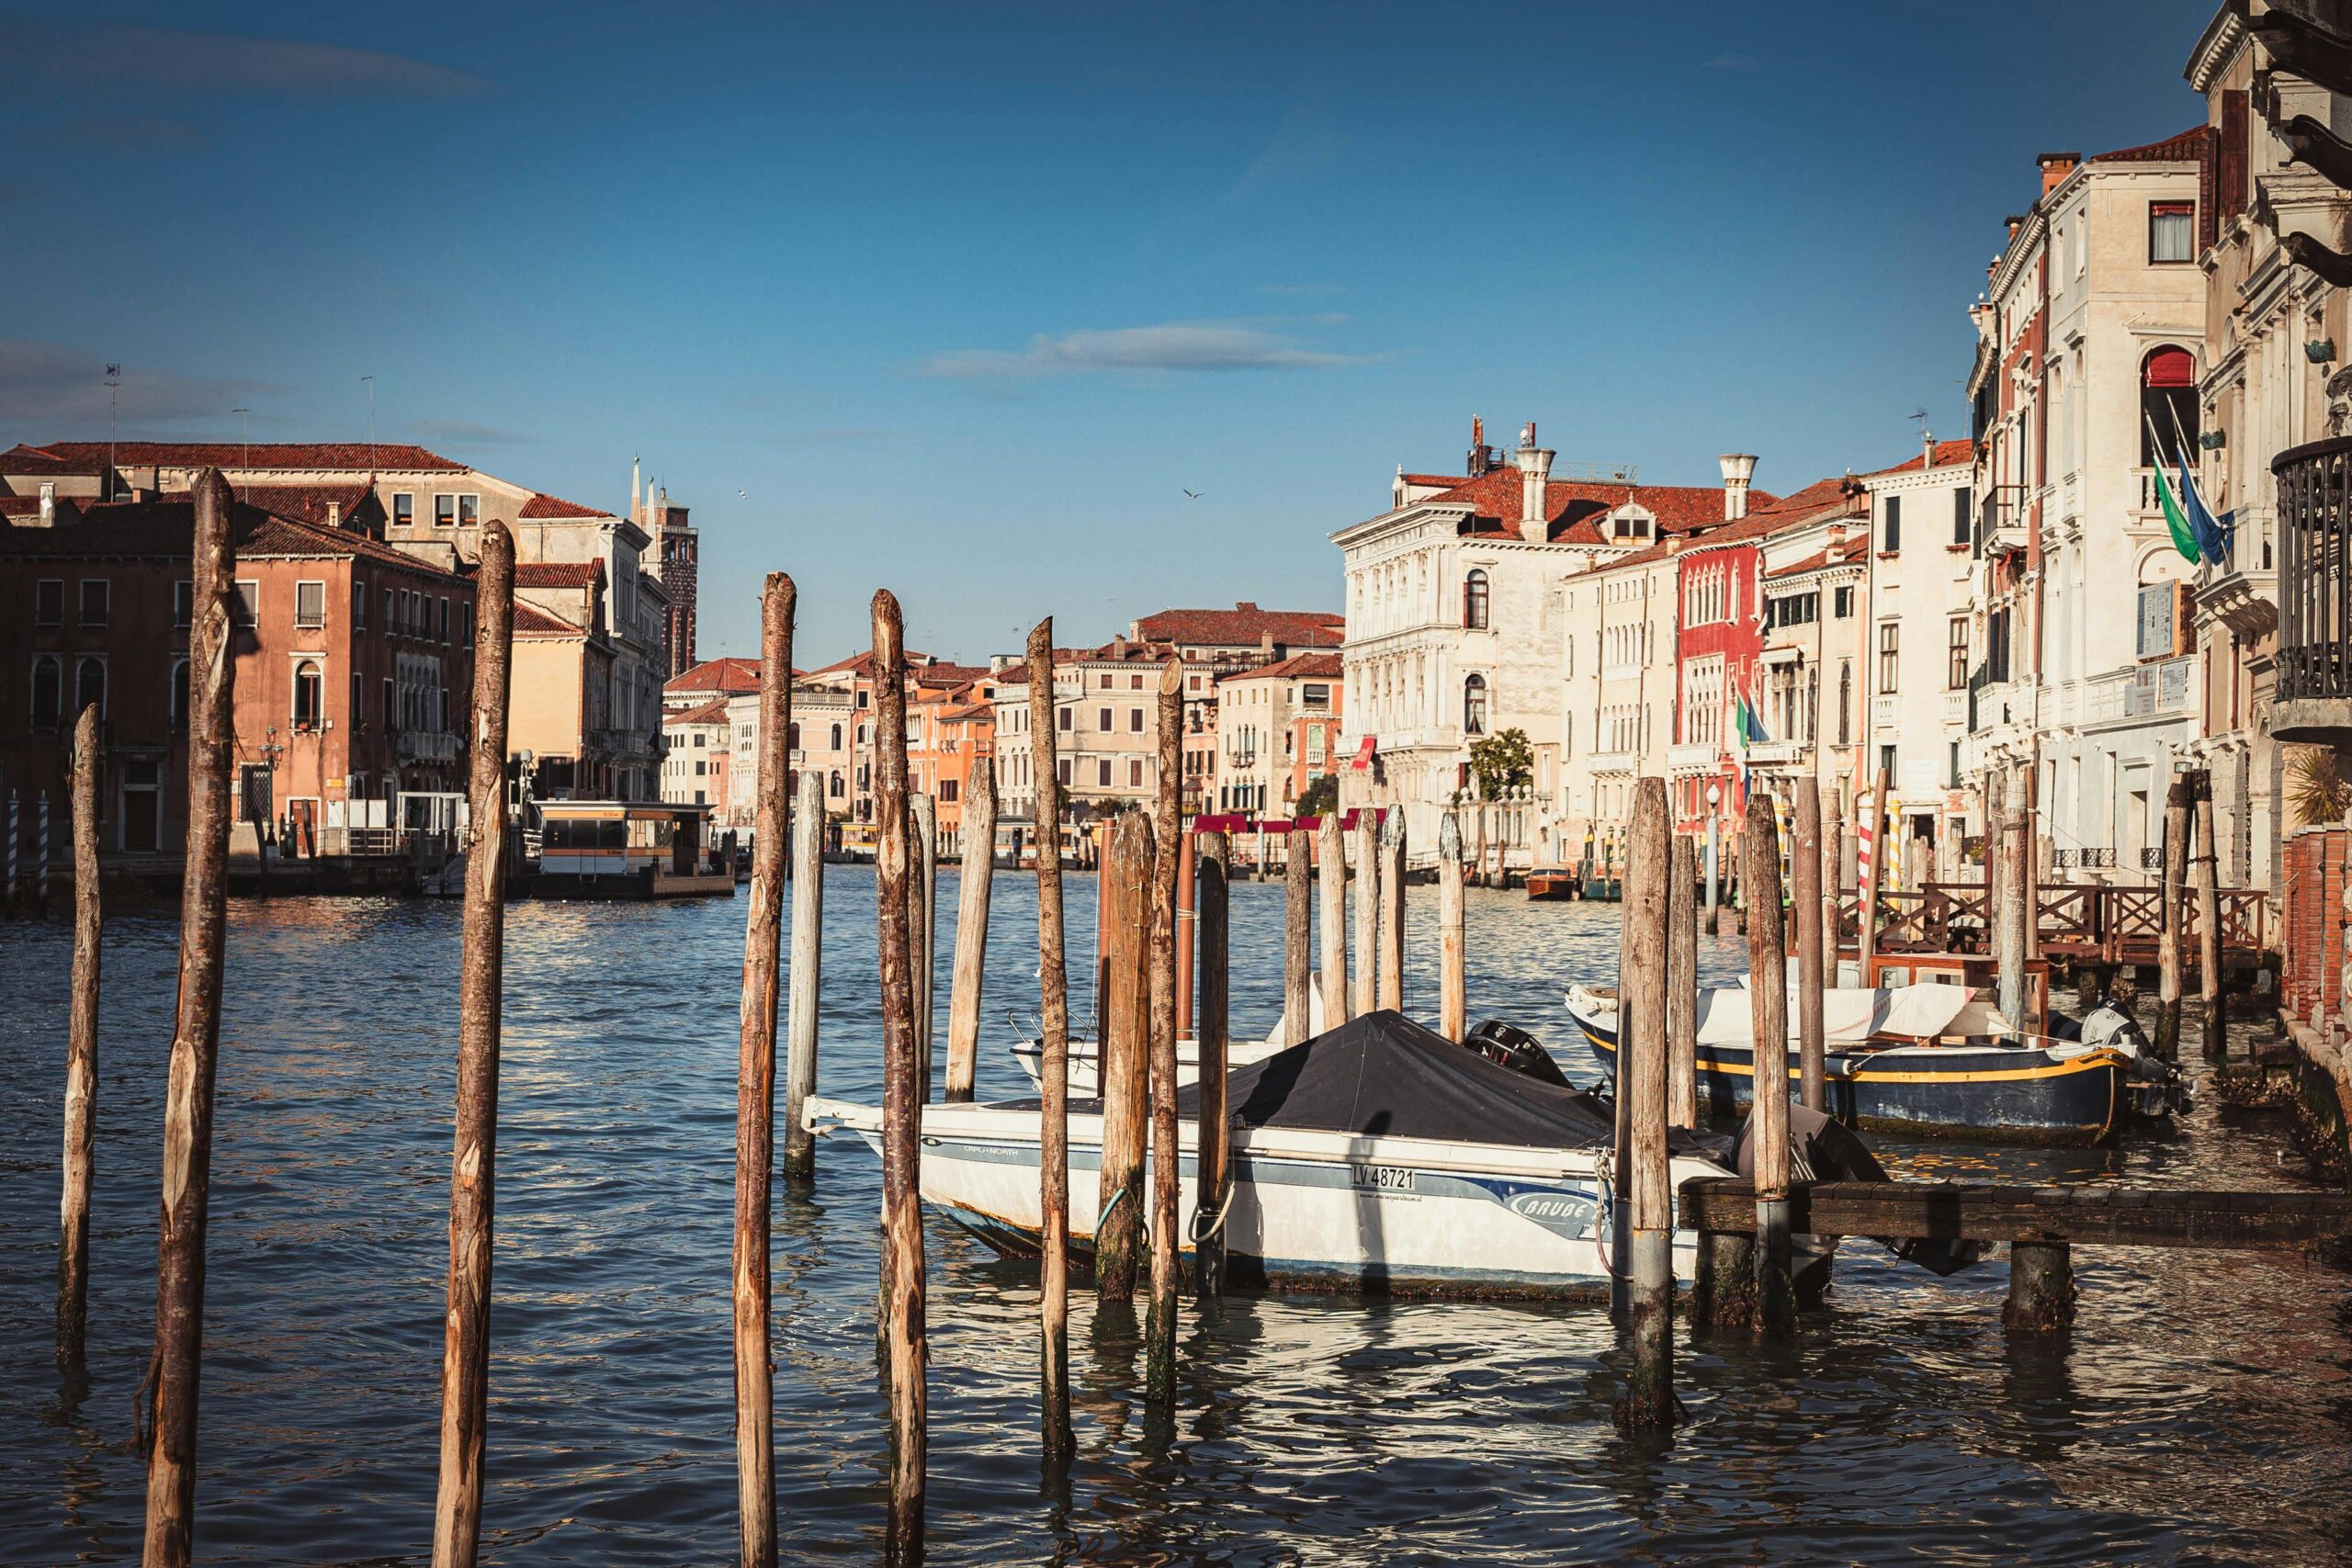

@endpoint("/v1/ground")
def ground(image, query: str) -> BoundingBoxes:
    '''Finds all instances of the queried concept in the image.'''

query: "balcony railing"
[396,729,459,763]
[2275,434,2352,739]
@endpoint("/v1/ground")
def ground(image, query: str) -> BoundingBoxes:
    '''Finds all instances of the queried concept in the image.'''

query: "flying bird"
[1182,489,1203,499]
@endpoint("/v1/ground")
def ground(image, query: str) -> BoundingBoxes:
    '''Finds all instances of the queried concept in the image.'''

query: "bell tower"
[642,483,698,677]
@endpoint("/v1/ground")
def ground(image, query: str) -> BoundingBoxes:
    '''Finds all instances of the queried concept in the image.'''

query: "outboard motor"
[1464,1019,1571,1089]
[2062,996,2189,1117]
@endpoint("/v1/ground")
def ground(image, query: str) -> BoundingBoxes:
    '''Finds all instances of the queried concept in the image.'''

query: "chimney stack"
[39,480,54,527]
[1517,422,1555,533]
[2037,151,2079,197]
[326,500,343,527]
[1923,427,1938,470]
[1467,415,1495,478]
[1718,453,1758,520]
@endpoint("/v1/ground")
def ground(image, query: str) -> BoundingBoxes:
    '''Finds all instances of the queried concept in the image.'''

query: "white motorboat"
[809,1009,1738,1298]
[1009,976,1325,1096]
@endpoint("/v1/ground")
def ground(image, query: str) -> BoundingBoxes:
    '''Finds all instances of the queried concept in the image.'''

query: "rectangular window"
[382,677,395,728]
[439,597,451,644]
[295,580,326,629]
[1057,706,1071,731]
[35,579,63,626]
[1097,759,1112,787]
[435,494,457,527]
[1128,707,1144,733]
[1833,585,1852,619]
[459,493,481,526]
[1947,616,1969,690]
[1880,744,1896,781]
[1882,494,1901,554]
[1878,623,1899,694]
[393,492,414,527]
[1129,759,1144,787]
[1301,683,1330,709]
[1057,758,1071,786]
[2150,200,2194,264]
[233,581,259,627]
[79,579,109,627]
[1098,707,1112,732]
[175,580,193,628]
[353,578,367,630]
[1953,487,1973,547]
[385,587,396,634]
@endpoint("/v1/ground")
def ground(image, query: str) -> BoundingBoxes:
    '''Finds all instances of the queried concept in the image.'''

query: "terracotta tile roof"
[1221,650,1342,682]
[514,559,604,589]
[665,699,731,727]
[1408,467,1774,546]
[1133,604,1344,648]
[520,491,616,519]
[2091,126,2211,164]
[513,601,583,637]
[0,494,45,515]
[0,497,467,581]
[0,444,107,479]
[1400,472,1470,489]
[665,655,763,695]
[1868,438,1974,476]
[12,440,466,472]
[1596,478,1860,570]
[238,481,380,527]
[803,649,939,679]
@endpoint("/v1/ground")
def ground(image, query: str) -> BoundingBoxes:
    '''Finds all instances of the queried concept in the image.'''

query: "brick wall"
[2282,827,2348,1020]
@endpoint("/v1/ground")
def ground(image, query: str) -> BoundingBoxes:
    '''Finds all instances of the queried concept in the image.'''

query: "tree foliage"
[1295,773,1340,820]
[1468,728,1533,800]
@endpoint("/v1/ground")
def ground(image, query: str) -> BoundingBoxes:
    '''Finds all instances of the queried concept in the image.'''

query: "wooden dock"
[1841,881,2267,977]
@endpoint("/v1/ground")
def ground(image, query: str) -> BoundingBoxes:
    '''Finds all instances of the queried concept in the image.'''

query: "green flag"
[2150,425,2200,564]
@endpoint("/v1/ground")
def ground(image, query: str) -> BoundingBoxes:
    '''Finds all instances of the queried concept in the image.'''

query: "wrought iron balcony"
[2273,434,2352,743]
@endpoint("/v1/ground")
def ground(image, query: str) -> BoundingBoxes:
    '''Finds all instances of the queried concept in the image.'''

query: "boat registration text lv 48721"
[1349,1164,1417,1191]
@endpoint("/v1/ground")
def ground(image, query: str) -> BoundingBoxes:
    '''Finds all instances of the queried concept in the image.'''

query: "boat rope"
[1092,1185,1131,1248]
[1189,1179,1237,1246]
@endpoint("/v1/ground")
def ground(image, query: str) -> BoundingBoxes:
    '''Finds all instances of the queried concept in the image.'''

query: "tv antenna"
[105,363,121,502]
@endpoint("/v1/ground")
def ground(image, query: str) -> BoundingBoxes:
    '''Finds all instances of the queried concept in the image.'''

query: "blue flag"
[2177,445,2232,567]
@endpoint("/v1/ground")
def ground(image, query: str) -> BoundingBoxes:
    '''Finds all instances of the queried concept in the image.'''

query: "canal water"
[3,871,2347,1564]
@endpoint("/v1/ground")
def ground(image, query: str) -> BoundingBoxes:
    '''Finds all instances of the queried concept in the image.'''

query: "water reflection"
[0,874,2345,1563]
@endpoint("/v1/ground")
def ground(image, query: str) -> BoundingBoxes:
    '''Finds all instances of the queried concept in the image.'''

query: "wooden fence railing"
[1834,881,2267,963]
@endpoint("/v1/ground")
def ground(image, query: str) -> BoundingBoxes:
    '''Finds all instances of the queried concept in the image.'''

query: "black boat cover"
[1171,1009,1717,1155]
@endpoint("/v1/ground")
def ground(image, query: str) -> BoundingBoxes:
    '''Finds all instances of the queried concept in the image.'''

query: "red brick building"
[1,492,475,862]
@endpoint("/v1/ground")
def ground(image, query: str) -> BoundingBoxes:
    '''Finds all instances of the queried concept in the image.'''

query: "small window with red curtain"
[2140,345,2199,467]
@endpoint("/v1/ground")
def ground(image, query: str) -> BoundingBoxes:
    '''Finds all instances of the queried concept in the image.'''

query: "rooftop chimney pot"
[1718,453,1758,520]
[1517,428,1555,532]
[39,480,55,527]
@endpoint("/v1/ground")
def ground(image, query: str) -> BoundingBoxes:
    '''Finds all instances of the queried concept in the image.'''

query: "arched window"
[1464,673,1488,737]
[293,660,322,729]
[830,770,844,799]
[2141,345,2199,466]
[1463,569,1490,630]
[1838,661,1852,747]
[786,721,801,750]
[75,657,106,721]
[171,657,190,729]
[830,723,842,750]
[29,654,62,729]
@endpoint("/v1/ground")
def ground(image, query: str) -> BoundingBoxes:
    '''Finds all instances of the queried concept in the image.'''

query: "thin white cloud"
[0,21,486,97]
[0,340,286,426]
[922,321,1370,380]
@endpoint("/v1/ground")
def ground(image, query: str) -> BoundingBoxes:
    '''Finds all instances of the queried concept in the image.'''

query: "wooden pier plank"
[1679,1179,2352,1250]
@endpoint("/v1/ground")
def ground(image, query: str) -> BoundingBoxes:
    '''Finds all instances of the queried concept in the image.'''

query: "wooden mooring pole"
[1024,619,1074,1459]
[138,472,236,1565]
[1615,778,1676,1431]
[1793,776,1826,1112]
[1747,794,1796,1338]
[1996,771,2030,1032]
[1146,660,1182,1398]
[1317,812,1350,1030]
[429,515,514,1568]
[1352,811,1379,1018]
[730,573,793,1568]
[1285,824,1312,1043]
[1667,833,1698,1130]
[1193,829,1232,1300]
[57,703,101,1364]
[2003,1240,2076,1335]
[870,591,927,1555]
[1379,809,1406,1012]
[1438,813,1465,1043]
[1097,808,1152,1302]
[782,769,825,1186]
[944,758,996,1103]
[2191,769,2223,1063]
[2156,775,2190,1064]
[911,792,937,1100]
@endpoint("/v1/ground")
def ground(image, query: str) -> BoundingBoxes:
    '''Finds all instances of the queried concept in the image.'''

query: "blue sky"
[3,2,2221,665]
